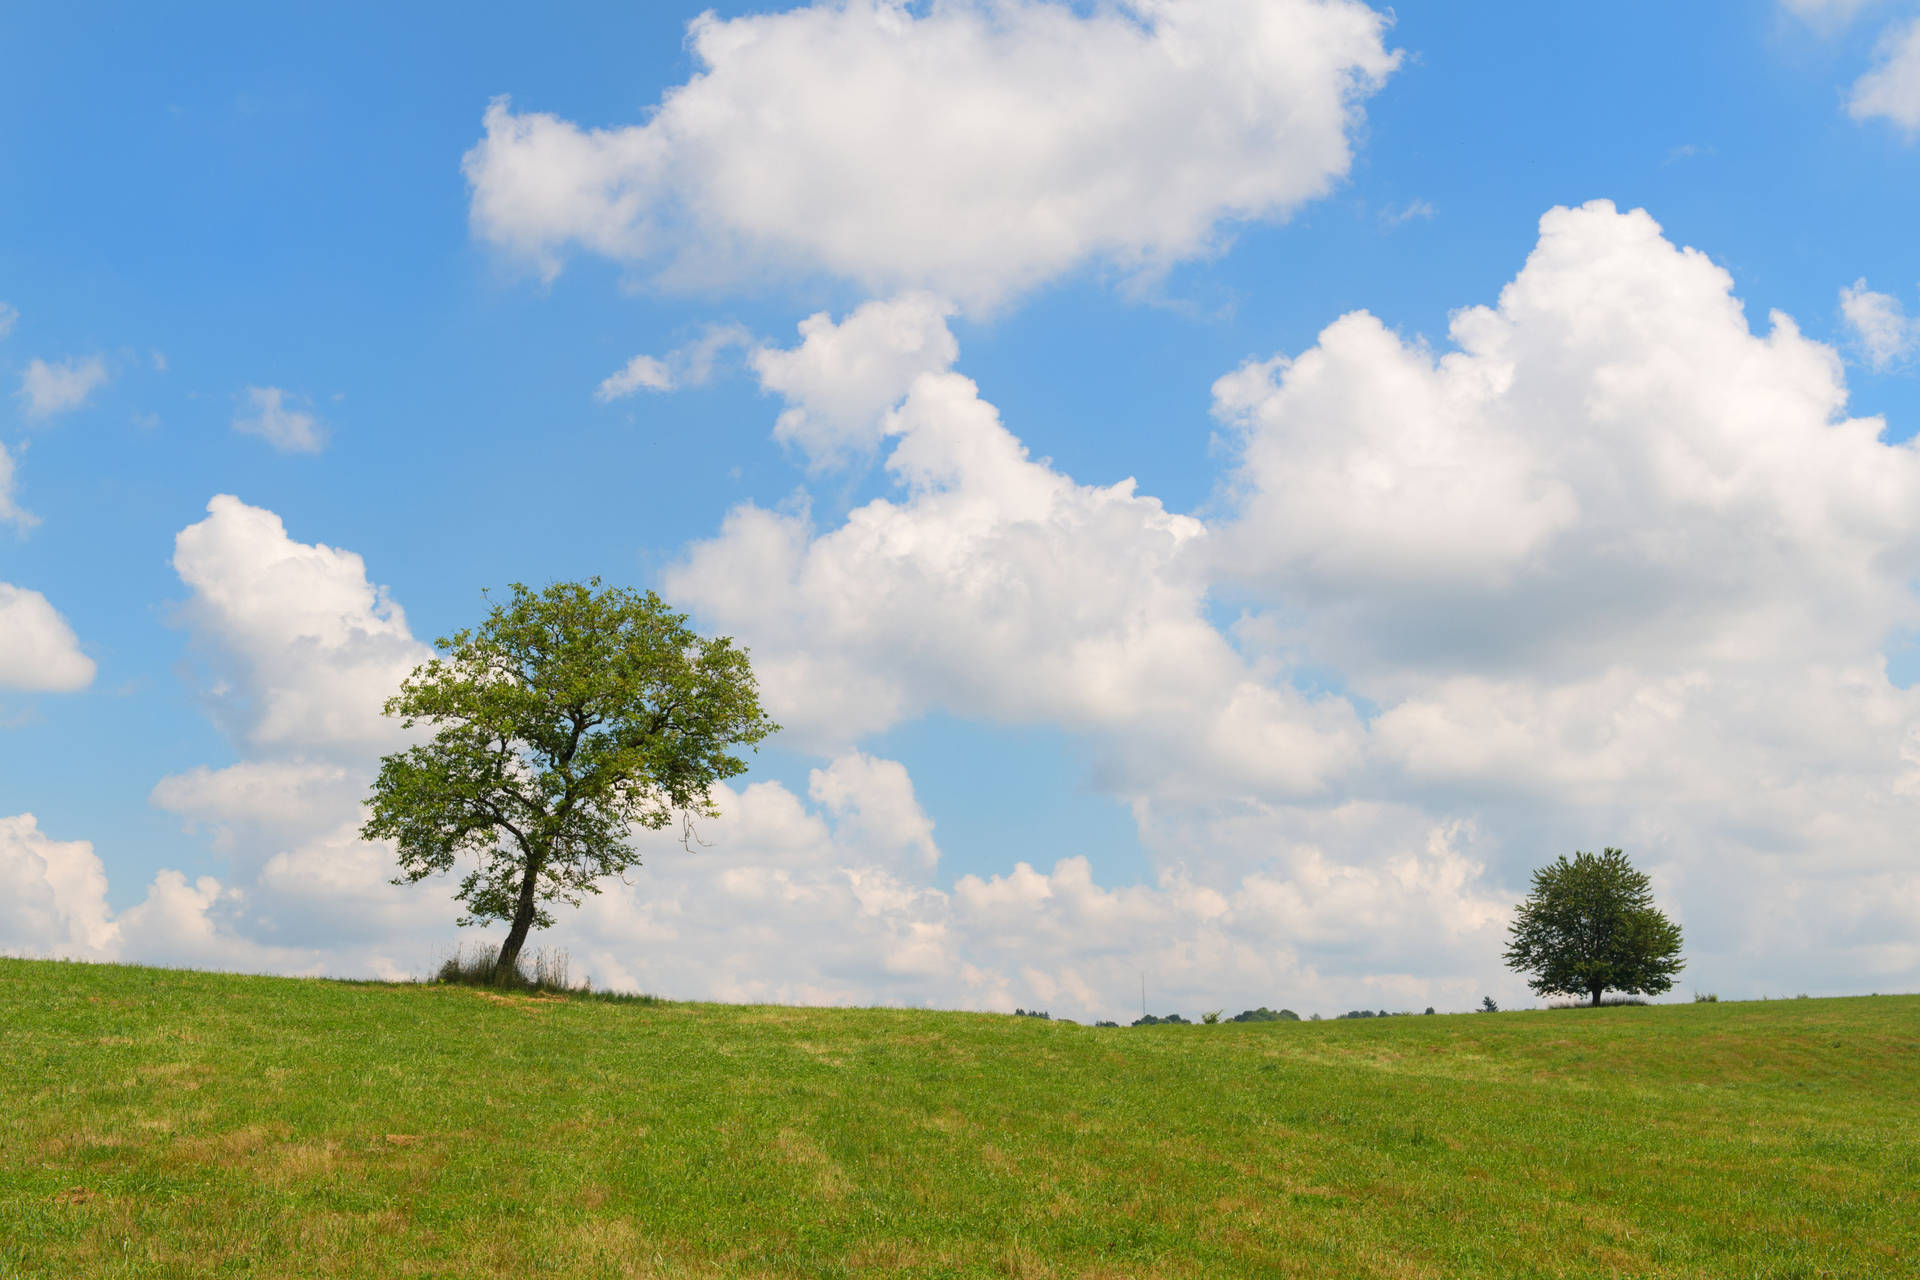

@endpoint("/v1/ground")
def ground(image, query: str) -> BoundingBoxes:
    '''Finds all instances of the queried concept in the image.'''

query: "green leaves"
[361,581,778,950]
[1504,847,1685,1003]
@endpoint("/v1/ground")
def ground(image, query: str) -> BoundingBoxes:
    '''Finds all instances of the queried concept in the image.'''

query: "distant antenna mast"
[1141,970,1146,1018]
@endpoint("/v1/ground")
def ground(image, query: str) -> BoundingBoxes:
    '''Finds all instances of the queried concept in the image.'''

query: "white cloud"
[598,354,673,398]
[109,870,256,970]
[1840,278,1918,369]
[0,805,370,974]
[1211,313,1580,599]
[0,814,118,958]
[463,0,1400,311]
[666,350,1363,800]
[15,766,1514,1018]
[0,443,37,531]
[1850,16,1920,135]
[233,386,327,453]
[121,767,1527,1017]
[808,751,939,871]
[567,783,1517,1016]
[1199,200,1920,994]
[751,293,959,466]
[170,495,432,755]
[0,302,17,339]
[16,355,108,419]
[596,323,753,400]
[1212,201,1920,689]
[1378,199,1435,227]
[151,760,361,854]
[0,811,288,974]
[0,583,95,692]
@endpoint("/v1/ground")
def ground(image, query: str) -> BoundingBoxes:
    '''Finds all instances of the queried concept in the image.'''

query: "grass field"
[3,958,1916,1278]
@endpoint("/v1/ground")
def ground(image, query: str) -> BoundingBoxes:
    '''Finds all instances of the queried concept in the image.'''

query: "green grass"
[3,959,1916,1278]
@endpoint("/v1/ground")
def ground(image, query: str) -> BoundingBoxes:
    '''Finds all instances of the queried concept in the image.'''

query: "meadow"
[2,957,1915,1278]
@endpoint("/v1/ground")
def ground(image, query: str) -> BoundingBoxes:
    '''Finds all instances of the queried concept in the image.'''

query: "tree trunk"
[495,862,541,979]
[1590,985,1603,1007]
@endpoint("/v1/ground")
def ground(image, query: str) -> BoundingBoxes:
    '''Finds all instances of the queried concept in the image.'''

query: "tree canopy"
[361,580,777,974]
[1228,1007,1300,1023]
[1504,847,1684,1006]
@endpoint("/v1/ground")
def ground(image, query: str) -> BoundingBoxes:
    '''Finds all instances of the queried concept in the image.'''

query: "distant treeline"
[1124,1007,1301,1026]
[1226,1007,1300,1023]
[1067,1007,1305,1027]
[1018,1004,1493,1025]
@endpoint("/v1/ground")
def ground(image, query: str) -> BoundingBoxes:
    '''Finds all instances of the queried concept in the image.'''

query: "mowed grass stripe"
[2,958,1916,1278]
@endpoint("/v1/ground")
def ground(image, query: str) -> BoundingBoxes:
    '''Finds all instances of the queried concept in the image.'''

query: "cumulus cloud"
[597,323,753,400]
[13,762,1514,1018]
[1212,201,1920,688]
[15,355,108,419]
[0,302,17,339]
[233,386,327,453]
[554,783,1517,1016]
[170,495,432,754]
[0,583,95,692]
[667,317,1363,800]
[150,760,361,853]
[0,443,36,531]
[598,354,672,398]
[1841,278,1918,369]
[0,814,118,958]
[0,812,291,974]
[1199,201,1920,992]
[752,292,959,466]
[1850,16,1920,134]
[463,0,1399,310]
[807,751,940,871]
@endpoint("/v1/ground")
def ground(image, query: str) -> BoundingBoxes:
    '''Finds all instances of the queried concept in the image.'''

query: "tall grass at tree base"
[429,943,659,1003]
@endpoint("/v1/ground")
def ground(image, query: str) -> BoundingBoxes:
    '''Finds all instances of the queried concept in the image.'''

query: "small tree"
[362,581,777,976]
[1504,848,1683,1007]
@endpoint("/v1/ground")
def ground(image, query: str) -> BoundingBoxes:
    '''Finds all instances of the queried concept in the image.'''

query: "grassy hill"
[2,959,1916,1278]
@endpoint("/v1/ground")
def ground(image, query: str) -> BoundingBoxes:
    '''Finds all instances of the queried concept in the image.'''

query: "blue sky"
[4,1,1919,1017]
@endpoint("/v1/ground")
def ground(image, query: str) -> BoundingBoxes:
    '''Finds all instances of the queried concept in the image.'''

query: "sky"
[3,0,1920,1021]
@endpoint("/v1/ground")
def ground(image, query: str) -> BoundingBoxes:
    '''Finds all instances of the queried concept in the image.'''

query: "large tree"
[362,581,777,975]
[1504,847,1684,1007]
